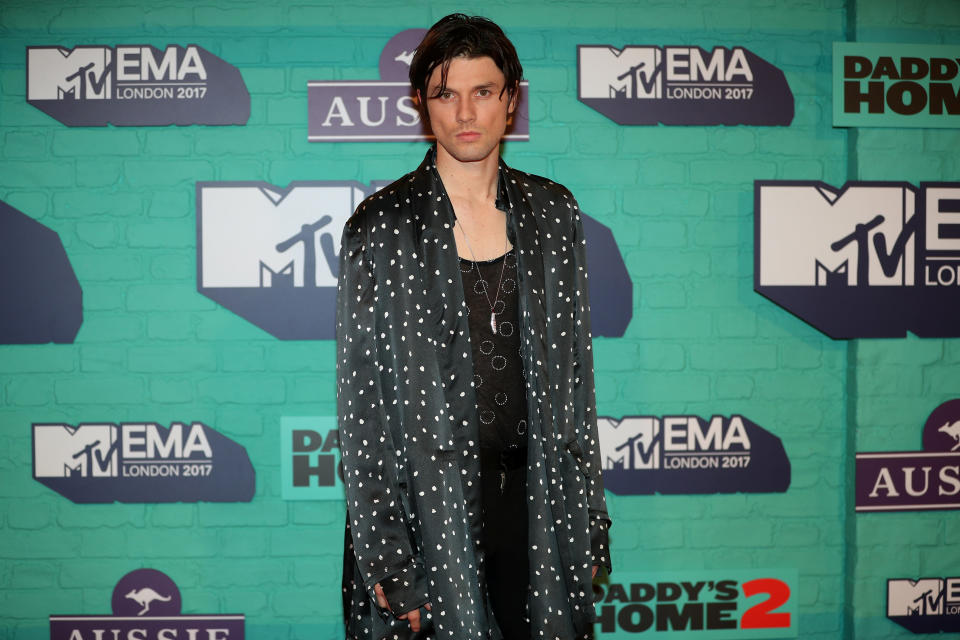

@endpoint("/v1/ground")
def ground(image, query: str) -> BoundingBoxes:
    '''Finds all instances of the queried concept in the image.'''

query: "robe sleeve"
[570,198,613,574]
[336,214,430,615]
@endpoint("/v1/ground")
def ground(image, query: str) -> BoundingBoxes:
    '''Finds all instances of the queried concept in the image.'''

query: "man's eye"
[476,89,491,97]
[440,91,454,100]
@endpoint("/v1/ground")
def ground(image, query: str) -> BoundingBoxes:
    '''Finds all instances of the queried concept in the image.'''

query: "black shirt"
[459,249,528,453]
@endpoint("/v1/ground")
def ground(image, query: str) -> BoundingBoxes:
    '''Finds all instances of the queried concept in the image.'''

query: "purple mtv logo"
[50,568,244,639]
[308,29,529,142]
[856,399,960,512]
[577,44,794,126]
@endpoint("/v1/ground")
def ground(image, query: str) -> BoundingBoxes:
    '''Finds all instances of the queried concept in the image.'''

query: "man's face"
[422,55,517,166]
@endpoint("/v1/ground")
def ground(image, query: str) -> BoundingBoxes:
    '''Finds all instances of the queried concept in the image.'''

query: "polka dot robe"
[337,148,612,640]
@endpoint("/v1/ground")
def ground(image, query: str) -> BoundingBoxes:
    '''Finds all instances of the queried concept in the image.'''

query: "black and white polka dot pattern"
[337,148,611,640]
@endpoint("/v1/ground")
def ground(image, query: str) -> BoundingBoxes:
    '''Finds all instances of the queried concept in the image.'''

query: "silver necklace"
[456,220,509,335]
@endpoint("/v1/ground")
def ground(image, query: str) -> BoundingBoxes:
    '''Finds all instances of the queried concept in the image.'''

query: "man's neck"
[434,145,509,260]
[435,145,500,205]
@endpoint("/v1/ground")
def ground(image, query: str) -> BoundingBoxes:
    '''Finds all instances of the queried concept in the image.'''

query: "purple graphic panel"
[33,422,255,504]
[856,399,960,512]
[51,569,244,640]
[578,45,794,126]
[0,200,82,344]
[27,44,249,126]
[598,415,790,495]
[196,181,630,339]
[887,577,960,633]
[755,181,960,338]
[112,569,182,616]
[309,29,529,141]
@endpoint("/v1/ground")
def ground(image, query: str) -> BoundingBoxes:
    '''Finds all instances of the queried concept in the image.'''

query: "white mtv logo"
[199,183,364,288]
[759,184,916,287]
[33,424,117,478]
[888,579,944,616]
[597,416,660,470]
[579,46,662,99]
[27,47,112,100]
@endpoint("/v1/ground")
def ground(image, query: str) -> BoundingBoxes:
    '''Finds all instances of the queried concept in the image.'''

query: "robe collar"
[409,145,552,431]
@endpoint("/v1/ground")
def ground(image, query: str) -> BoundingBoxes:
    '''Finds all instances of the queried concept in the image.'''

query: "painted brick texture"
[1,0,958,639]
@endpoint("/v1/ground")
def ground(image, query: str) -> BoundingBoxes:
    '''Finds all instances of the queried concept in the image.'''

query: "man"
[337,14,611,640]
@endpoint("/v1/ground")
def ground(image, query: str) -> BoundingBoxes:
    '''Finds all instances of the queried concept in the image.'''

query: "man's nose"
[456,98,476,123]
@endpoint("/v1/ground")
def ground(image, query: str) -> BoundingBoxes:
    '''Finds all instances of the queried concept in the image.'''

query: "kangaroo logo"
[50,568,245,637]
[938,421,960,451]
[393,50,415,67]
[125,587,172,616]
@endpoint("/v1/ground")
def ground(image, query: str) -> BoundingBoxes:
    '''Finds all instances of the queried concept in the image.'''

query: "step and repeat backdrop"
[1,0,959,638]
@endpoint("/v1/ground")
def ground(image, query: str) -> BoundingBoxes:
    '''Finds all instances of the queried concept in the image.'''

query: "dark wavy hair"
[408,14,523,118]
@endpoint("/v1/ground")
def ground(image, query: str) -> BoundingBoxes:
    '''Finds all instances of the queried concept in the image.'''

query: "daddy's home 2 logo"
[1,200,82,344]
[32,421,255,503]
[597,414,790,495]
[50,568,244,640]
[196,180,631,340]
[593,570,798,638]
[888,576,960,634]
[577,44,793,126]
[26,44,249,126]
[281,416,344,501]
[834,43,960,128]
[856,399,960,513]
[308,29,529,141]
[755,181,960,338]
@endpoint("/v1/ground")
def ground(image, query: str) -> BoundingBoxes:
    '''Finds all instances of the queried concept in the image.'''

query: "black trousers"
[480,449,530,640]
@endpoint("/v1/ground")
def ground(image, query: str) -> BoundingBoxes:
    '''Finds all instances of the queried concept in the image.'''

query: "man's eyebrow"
[428,81,501,95]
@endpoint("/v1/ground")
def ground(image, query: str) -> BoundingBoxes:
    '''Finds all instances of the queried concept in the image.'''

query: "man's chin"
[440,142,500,165]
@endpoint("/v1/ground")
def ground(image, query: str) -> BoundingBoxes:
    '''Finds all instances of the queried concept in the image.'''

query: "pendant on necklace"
[490,312,497,335]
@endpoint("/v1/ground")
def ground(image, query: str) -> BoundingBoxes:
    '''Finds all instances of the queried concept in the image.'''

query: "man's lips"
[456,131,481,141]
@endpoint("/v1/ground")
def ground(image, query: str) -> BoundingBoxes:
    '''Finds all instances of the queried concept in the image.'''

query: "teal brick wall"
[847,2,960,639]
[1,0,958,638]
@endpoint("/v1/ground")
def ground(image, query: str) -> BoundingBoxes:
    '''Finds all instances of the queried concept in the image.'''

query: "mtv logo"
[33,423,117,478]
[888,578,944,616]
[598,416,660,470]
[925,186,960,253]
[27,46,112,100]
[758,183,916,287]
[197,182,365,340]
[579,46,662,99]
[199,182,363,289]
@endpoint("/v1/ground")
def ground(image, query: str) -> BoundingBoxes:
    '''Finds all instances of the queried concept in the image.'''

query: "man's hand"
[592,565,599,579]
[374,583,431,633]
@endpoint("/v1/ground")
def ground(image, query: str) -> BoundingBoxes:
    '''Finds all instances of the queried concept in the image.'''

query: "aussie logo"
[32,422,255,503]
[577,44,794,126]
[597,414,790,495]
[834,42,960,128]
[281,416,344,501]
[856,399,960,512]
[888,577,960,633]
[308,29,529,141]
[196,181,632,340]
[755,181,960,338]
[49,568,244,639]
[26,44,249,126]
[1,200,82,344]
[594,570,798,638]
